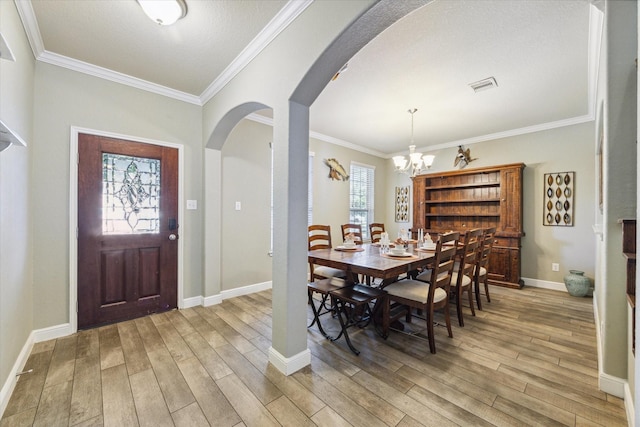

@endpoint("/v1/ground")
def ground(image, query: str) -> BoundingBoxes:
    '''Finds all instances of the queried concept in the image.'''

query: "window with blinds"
[349,162,375,239]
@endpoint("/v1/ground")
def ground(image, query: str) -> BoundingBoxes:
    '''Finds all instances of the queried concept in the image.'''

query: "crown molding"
[15,0,312,106]
[37,50,201,105]
[200,0,313,104]
[246,113,388,158]
[14,0,44,59]
[15,0,600,156]
[402,113,595,157]
[587,3,604,118]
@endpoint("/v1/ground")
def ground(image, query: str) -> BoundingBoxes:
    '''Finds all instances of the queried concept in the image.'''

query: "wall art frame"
[395,186,409,222]
[543,171,575,226]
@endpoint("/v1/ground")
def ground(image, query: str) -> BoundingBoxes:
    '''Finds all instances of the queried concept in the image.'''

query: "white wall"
[0,0,35,412]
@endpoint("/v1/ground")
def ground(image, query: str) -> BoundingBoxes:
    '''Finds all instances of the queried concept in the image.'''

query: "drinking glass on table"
[380,232,389,254]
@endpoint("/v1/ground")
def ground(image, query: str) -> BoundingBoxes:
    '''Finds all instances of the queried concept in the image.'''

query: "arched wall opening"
[203,0,430,374]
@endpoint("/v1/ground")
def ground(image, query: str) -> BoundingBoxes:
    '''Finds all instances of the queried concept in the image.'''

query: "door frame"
[69,126,185,333]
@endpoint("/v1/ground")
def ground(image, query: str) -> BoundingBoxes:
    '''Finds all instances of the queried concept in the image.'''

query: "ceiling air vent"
[469,77,498,93]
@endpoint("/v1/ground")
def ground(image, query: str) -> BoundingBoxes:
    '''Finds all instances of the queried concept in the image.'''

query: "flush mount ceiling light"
[137,0,187,26]
[469,76,498,93]
[392,109,435,177]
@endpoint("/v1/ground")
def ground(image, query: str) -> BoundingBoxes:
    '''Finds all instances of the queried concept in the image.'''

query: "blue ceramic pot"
[564,270,591,297]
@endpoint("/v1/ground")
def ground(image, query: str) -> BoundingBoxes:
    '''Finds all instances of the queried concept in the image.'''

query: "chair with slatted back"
[448,228,482,326]
[383,231,460,354]
[474,227,496,310]
[341,223,363,245]
[369,223,385,243]
[308,225,347,281]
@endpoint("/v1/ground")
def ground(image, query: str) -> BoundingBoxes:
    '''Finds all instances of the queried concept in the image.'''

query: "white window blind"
[349,162,375,239]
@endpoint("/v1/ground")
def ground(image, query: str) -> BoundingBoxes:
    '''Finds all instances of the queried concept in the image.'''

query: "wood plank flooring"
[1,286,628,426]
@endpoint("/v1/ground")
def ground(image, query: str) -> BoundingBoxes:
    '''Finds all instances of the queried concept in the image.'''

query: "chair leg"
[307,290,332,339]
[467,286,476,317]
[443,301,453,339]
[456,289,464,327]
[331,300,361,355]
[426,306,436,354]
[475,277,483,310]
[484,277,491,303]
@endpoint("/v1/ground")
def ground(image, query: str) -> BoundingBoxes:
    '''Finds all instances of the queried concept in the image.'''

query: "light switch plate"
[186,200,197,210]
[235,201,241,211]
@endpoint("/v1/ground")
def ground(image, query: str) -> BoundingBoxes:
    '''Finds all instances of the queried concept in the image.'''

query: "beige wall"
[309,136,388,244]
[386,122,596,284]
[221,119,273,290]
[219,117,389,289]
[32,63,204,328]
[1,0,636,414]
[0,0,35,404]
[599,0,637,385]
[228,117,596,290]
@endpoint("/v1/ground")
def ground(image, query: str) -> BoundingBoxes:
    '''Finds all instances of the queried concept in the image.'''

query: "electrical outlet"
[552,263,560,272]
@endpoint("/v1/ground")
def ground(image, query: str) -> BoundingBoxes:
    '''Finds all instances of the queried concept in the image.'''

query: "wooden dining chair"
[383,231,459,354]
[474,227,496,310]
[308,225,347,281]
[449,228,482,326]
[341,223,363,245]
[369,223,385,243]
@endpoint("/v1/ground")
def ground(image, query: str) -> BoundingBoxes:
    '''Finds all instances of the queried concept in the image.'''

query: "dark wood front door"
[78,133,178,329]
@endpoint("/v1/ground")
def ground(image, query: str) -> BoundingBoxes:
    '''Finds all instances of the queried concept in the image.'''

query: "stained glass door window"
[102,153,160,234]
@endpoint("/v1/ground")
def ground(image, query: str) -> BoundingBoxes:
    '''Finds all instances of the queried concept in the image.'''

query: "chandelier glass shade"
[392,109,435,177]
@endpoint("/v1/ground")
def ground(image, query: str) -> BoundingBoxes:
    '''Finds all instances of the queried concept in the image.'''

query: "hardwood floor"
[1,286,628,426]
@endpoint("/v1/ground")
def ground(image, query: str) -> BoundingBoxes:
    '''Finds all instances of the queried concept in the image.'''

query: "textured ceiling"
[23,0,595,156]
[30,0,288,95]
[310,0,592,155]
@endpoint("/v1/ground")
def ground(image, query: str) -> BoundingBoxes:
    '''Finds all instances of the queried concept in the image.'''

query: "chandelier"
[392,108,435,177]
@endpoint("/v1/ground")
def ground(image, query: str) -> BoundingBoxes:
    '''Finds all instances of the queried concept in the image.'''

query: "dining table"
[308,242,436,337]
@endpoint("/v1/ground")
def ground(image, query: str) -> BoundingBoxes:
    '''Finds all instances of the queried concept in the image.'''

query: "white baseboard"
[182,295,203,309]
[521,277,566,292]
[599,371,626,398]
[33,323,73,343]
[268,346,311,375]
[203,294,222,307]
[199,281,273,307]
[592,292,626,399]
[221,281,272,300]
[0,332,34,419]
[0,322,73,418]
[624,381,635,427]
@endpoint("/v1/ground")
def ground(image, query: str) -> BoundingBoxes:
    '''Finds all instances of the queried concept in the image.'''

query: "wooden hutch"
[412,163,525,288]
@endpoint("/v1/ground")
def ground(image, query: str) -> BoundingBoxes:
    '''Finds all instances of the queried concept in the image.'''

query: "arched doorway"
[204,0,430,375]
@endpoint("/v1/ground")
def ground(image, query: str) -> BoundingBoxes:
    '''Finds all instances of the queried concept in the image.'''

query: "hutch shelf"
[412,163,525,288]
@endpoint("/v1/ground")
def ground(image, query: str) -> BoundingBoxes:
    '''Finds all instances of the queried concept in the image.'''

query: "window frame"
[349,161,375,240]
